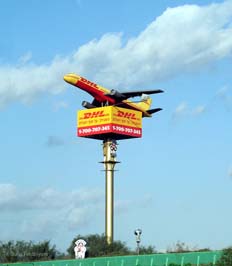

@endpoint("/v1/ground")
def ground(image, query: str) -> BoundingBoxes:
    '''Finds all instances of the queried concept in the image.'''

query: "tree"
[0,240,60,263]
[136,245,156,255]
[67,234,131,258]
[166,241,192,253]
[217,247,232,266]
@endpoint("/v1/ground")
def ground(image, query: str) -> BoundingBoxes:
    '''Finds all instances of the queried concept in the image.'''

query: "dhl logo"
[79,77,107,93]
[116,110,137,120]
[80,77,98,89]
[81,110,138,120]
[83,110,105,119]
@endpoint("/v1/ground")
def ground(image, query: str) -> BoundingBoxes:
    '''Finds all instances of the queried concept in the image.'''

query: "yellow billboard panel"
[111,107,142,128]
[78,106,111,127]
[77,106,142,140]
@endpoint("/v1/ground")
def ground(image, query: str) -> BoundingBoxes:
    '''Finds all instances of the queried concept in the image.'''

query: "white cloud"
[172,102,206,121]
[18,51,32,65]
[0,183,152,242]
[216,86,232,111]
[67,207,92,229]
[191,105,206,115]
[0,183,104,238]
[172,102,188,121]
[0,184,17,205]
[115,194,153,214]
[20,216,59,237]
[53,100,69,111]
[174,102,188,116]
[0,184,104,211]
[173,83,232,121]
[1,1,232,107]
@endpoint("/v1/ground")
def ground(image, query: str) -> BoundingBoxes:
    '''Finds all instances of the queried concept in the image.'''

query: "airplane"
[63,73,163,117]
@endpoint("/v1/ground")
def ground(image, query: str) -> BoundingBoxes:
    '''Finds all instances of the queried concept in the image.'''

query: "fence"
[0,251,222,266]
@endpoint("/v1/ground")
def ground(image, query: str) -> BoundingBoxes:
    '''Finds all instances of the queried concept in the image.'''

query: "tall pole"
[102,139,119,244]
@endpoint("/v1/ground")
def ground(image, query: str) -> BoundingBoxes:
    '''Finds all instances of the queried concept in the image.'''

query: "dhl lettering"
[116,111,136,120]
[83,110,105,119]
[80,77,98,88]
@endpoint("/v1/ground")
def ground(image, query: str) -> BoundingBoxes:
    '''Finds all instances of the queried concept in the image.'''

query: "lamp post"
[102,139,119,244]
[134,229,142,255]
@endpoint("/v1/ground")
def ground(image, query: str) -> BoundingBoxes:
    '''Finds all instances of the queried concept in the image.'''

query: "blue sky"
[0,0,232,253]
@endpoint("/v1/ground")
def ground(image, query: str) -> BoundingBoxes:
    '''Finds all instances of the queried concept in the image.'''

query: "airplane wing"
[105,89,164,101]
[146,108,162,115]
[121,89,164,98]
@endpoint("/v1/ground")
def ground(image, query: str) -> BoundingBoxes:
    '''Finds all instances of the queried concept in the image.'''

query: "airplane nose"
[63,74,79,85]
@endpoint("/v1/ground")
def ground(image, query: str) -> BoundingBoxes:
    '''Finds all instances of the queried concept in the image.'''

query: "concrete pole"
[102,139,118,244]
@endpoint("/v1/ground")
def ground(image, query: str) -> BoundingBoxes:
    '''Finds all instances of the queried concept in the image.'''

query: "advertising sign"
[77,106,142,140]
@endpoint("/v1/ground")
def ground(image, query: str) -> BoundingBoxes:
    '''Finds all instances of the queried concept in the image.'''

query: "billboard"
[77,106,142,140]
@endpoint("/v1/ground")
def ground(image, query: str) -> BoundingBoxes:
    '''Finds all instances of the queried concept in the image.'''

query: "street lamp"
[134,229,142,255]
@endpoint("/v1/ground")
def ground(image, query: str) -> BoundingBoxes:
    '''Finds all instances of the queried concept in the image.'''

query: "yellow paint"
[64,73,153,117]
[77,106,142,128]
[63,73,81,84]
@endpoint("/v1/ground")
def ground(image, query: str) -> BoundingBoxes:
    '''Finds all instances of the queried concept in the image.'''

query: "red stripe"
[76,80,115,104]
[78,123,142,137]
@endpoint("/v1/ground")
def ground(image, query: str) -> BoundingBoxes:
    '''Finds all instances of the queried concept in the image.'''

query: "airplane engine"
[82,101,96,109]
[109,89,126,100]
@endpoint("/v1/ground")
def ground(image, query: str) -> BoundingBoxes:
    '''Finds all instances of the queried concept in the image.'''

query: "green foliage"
[67,233,158,258]
[0,240,59,263]
[133,245,156,255]
[216,246,232,266]
[167,241,193,253]
[67,234,131,258]
[168,264,192,266]
[0,235,217,264]
[166,241,211,253]
[168,263,213,266]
